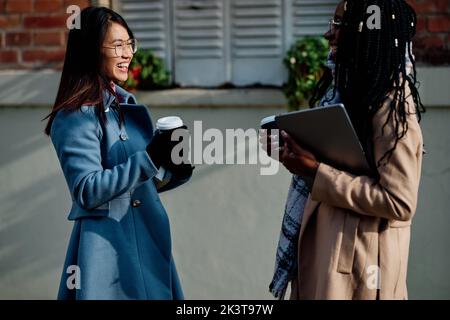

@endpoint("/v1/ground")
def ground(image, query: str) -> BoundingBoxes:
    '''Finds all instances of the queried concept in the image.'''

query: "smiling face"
[102,22,133,83]
[324,1,346,61]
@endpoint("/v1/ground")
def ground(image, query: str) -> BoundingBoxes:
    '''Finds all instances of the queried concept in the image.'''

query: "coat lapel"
[298,196,320,241]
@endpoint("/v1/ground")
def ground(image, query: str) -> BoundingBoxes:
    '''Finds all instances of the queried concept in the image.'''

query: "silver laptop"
[275,104,371,175]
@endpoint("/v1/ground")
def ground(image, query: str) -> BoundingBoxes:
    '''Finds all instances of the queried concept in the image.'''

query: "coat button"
[120,132,128,141]
[132,199,141,207]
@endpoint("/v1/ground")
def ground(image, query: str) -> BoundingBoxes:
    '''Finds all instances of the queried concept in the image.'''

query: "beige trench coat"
[290,87,423,300]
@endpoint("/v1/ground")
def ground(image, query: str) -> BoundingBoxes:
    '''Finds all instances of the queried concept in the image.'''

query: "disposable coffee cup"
[260,115,283,154]
[155,116,187,166]
[155,116,186,147]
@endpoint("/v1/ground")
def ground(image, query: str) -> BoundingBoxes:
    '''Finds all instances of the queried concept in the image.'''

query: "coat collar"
[102,84,137,111]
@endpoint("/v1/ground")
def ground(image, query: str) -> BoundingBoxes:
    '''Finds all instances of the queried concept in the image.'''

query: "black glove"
[146,125,195,179]
[146,132,169,169]
[164,125,195,179]
[167,161,195,180]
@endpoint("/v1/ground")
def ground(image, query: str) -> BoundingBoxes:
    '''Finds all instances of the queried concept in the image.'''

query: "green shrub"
[123,48,171,91]
[283,37,329,111]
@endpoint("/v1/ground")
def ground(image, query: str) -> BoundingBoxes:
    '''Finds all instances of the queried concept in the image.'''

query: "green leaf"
[125,48,171,90]
[283,36,329,111]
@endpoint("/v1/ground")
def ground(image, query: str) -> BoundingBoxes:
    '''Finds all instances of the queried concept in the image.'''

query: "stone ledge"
[134,88,287,109]
[0,67,449,108]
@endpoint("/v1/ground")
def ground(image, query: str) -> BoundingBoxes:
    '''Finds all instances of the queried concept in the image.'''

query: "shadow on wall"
[0,109,72,299]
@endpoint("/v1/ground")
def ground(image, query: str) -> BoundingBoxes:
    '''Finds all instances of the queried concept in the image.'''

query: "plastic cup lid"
[260,115,276,127]
[156,116,184,130]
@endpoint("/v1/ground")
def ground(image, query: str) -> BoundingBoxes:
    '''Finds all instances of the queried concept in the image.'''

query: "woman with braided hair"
[264,0,425,299]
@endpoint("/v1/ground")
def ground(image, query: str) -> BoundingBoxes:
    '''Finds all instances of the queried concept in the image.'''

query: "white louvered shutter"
[230,0,284,86]
[120,0,340,87]
[173,0,226,86]
[289,0,340,38]
[120,0,172,72]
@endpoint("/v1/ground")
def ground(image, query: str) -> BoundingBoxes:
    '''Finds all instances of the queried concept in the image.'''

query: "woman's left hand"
[280,130,320,178]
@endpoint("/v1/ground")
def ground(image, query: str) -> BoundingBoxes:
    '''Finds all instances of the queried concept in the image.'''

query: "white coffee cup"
[156,116,184,131]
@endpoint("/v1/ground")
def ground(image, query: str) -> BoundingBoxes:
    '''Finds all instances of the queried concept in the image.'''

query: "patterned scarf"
[269,175,311,299]
[269,50,341,299]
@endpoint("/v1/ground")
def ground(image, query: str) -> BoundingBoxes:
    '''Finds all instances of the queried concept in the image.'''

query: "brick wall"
[408,0,450,65]
[0,0,91,69]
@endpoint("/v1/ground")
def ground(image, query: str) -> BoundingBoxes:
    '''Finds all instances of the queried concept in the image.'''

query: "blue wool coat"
[51,85,189,299]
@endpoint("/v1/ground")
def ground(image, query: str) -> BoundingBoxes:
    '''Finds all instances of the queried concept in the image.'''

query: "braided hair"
[311,0,425,170]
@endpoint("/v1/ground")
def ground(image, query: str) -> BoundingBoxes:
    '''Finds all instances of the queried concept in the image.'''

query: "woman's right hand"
[279,131,319,178]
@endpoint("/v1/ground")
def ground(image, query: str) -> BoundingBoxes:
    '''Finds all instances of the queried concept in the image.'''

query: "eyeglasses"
[103,39,138,57]
[328,19,342,32]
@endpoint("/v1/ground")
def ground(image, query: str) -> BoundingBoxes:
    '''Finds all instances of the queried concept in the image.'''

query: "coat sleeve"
[310,93,423,222]
[51,108,159,210]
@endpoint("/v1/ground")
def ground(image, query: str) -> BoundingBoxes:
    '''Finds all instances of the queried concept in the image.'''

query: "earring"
[358,21,363,32]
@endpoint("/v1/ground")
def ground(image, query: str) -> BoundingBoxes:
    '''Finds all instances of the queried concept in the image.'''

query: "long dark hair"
[310,0,425,169]
[44,7,134,136]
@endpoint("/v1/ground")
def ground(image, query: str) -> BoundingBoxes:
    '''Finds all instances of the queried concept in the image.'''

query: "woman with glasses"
[264,0,424,300]
[44,7,192,299]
